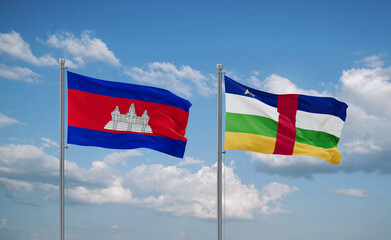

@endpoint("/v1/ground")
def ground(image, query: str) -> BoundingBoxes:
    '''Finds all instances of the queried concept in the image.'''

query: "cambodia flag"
[67,71,192,158]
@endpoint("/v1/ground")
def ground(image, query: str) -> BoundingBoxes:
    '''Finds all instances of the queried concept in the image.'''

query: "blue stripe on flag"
[67,126,187,158]
[298,95,348,121]
[67,71,192,113]
[225,75,347,121]
[225,76,278,107]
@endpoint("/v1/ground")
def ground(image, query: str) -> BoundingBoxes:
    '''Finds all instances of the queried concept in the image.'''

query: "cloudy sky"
[1,1,391,240]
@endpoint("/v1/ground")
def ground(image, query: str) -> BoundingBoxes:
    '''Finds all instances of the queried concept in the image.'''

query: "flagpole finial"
[217,63,223,71]
[59,58,65,66]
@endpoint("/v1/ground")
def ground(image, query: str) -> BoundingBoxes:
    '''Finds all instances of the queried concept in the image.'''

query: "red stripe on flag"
[273,94,299,155]
[68,89,189,141]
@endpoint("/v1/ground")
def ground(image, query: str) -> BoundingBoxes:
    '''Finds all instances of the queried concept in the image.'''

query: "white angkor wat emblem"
[104,103,153,133]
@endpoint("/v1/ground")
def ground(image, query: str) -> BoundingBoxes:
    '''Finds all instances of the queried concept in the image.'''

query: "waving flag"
[67,71,192,158]
[224,76,347,164]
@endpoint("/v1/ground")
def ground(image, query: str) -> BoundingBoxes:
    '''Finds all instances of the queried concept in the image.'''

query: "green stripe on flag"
[295,128,340,149]
[226,113,340,149]
[225,112,278,138]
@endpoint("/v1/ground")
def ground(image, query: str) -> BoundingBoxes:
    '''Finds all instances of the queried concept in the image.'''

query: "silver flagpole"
[59,58,65,240]
[217,63,223,240]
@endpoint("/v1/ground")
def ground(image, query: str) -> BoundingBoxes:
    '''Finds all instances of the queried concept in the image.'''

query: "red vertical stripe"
[273,94,299,155]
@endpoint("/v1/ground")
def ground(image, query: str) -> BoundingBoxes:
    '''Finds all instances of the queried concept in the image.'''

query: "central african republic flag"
[224,76,348,164]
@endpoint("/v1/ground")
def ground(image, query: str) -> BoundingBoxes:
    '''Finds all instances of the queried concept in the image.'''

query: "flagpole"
[217,63,223,240]
[59,58,65,240]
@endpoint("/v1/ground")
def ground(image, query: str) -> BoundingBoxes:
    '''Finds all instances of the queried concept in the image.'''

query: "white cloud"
[342,139,382,154]
[67,179,134,204]
[250,149,343,176]
[339,66,391,117]
[0,31,57,66]
[327,188,366,198]
[356,53,386,68]
[249,152,321,168]
[177,156,205,166]
[247,75,262,89]
[126,163,220,218]
[340,104,387,154]
[40,137,59,149]
[249,152,341,179]
[30,232,44,240]
[177,231,187,240]
[0,64,40,83]
[0,218,6,229]
[0,177,57,193]
[0,112,19,127]
[0,144,58,177]
[103,149,142,166]
[262,74,328,96]
[66,160,121,188]
[123,62,214,98]
[47,30,121,68]
[259,182,298,214]
[126,163,296,219]
[0,30,214,97]
[0,143,297,219]
[0,143,132,204]
[0,177,35,191]
[9,137,24,142]
[338,66,391,158]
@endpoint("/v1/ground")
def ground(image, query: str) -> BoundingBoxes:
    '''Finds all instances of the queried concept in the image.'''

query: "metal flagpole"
[217,63,223,240]
[59,58,65,240]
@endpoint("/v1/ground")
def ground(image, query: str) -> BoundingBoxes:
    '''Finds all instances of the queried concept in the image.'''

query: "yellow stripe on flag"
[224,132,276,154]
[225,132,341,164]
[293,141,341,164]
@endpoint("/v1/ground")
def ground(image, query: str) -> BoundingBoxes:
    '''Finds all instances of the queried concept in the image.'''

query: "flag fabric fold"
[67,71,192,158]
[224,76,347,164]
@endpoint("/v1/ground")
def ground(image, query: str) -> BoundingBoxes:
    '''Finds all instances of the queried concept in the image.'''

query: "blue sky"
[1,0,391,239]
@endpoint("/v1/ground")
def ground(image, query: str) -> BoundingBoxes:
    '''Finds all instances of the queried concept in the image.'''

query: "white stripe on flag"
[226,93,344,138]
[296,110,344,138]
[225,93,279,122]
